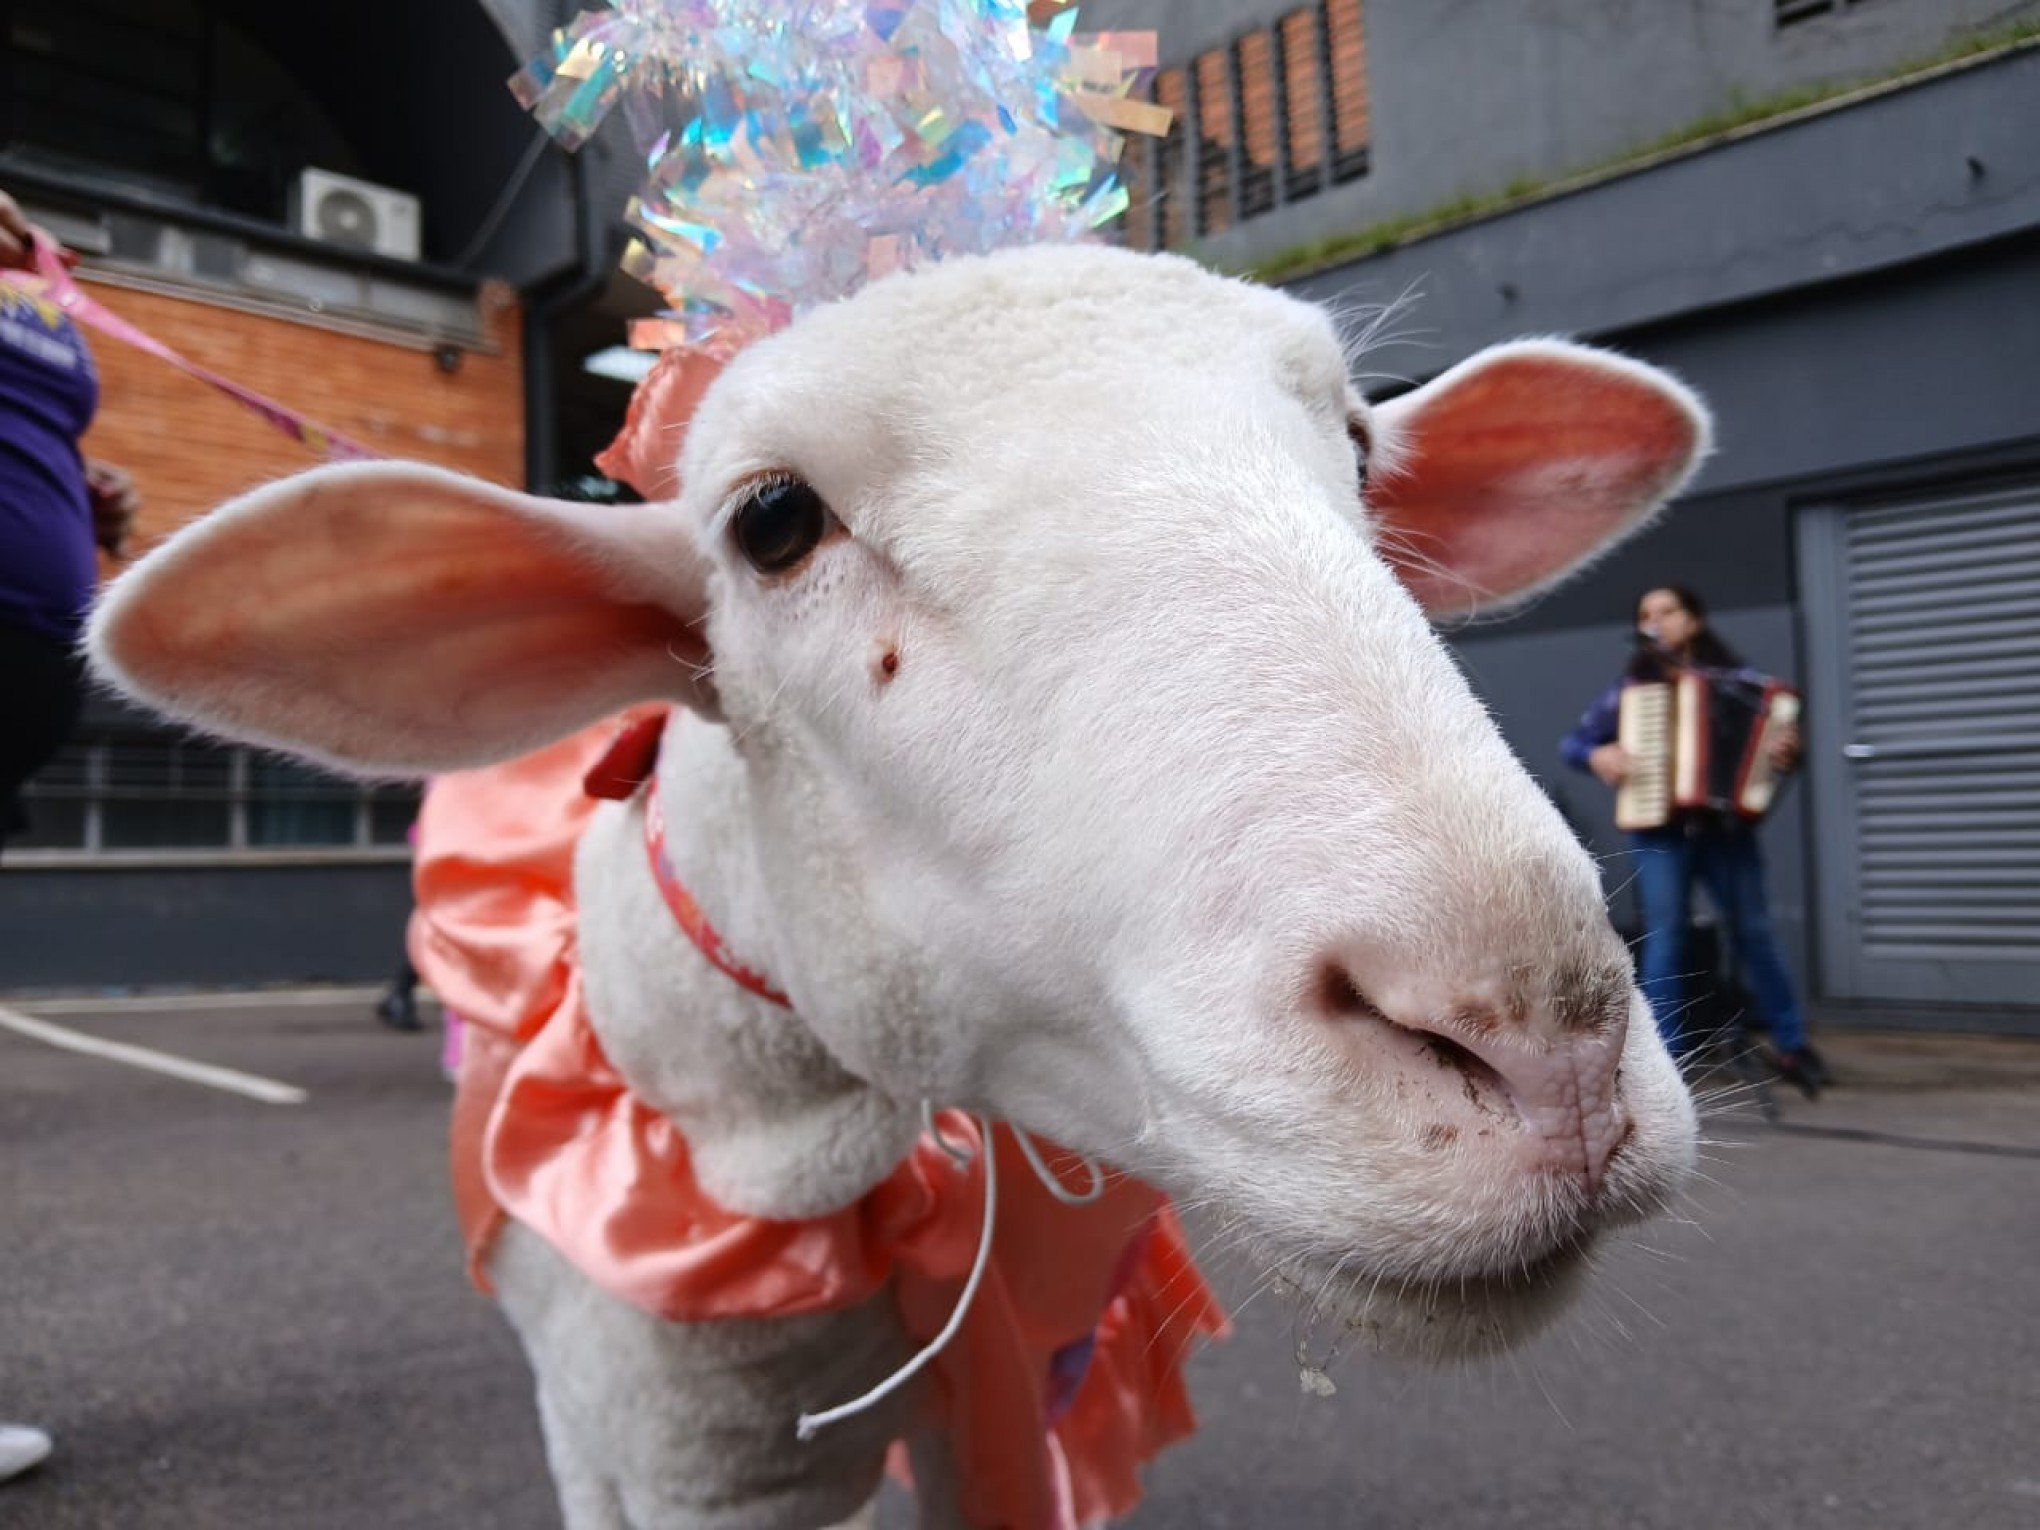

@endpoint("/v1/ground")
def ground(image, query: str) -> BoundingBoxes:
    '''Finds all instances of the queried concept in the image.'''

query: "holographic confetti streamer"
[512,1,1168,357]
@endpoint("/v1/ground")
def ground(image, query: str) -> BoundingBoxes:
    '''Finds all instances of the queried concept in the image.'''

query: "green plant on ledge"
[1234,18,2040,288]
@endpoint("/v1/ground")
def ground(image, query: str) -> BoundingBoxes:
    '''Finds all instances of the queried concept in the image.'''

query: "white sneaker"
[0,1424,52,1481]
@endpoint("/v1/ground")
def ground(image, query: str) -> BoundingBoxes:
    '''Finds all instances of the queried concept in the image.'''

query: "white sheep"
[90,245,1704,1529]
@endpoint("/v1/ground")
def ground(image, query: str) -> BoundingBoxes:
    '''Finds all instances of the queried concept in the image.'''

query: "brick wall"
[76,276,525,568]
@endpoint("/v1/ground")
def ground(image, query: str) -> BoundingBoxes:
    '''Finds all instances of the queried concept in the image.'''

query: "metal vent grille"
[1843,490,2040,959]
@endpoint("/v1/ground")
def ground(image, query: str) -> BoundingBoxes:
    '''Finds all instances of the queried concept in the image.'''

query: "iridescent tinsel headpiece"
[512,0,1168,357]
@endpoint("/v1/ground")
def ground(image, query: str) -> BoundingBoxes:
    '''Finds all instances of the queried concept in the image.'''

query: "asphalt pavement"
[2,993,2036,1529]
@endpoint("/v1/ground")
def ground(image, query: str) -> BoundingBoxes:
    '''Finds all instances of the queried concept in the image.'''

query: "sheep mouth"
[1274,1231,1598,1362]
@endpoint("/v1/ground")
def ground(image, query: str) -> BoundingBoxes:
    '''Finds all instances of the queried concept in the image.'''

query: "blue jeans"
[1630,821,1805,1057]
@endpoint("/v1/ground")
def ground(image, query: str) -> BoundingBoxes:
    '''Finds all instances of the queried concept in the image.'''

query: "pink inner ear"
[96,466,709,773]
[1370,352,1704,617]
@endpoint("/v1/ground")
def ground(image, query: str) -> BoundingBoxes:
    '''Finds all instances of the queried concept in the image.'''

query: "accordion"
[1614,671,1802,831]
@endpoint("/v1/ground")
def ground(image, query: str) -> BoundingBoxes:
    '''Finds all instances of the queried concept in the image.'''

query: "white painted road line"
[0,1005,308,1106]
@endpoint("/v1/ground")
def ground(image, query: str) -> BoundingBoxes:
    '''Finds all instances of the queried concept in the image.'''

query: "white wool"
[90,244,1705,1528]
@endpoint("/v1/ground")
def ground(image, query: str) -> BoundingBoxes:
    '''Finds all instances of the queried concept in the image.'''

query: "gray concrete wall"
[458,0,588,289]
[1437,216,2040,623]
[481,0,640,262]
[1089,0,2040,269]
[1432,221,2040,1018]
[478,0,666,289]
[1190,42,2040,1026]
[1286,42,2040,989]
[1292,47,2040,413]
[0,864,415,993]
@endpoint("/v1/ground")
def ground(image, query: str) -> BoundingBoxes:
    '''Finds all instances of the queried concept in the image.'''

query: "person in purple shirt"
[0,185,149,1487]
[0,188,139,862]
[1560,583,1829,1097]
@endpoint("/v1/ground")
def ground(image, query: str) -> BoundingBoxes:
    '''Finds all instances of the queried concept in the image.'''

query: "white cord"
[794,1108,1000,1442]
[792,1106,1111,1442]
[1012,1127,1105,1206]
[920,1099,977,1168]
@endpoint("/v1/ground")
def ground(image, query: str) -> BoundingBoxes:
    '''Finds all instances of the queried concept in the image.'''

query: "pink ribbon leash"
[2,231,380,462]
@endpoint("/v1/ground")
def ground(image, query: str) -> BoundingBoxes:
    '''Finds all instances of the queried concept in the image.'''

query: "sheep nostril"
[1314,962,1379,1020]
[1310,961,1516,1112]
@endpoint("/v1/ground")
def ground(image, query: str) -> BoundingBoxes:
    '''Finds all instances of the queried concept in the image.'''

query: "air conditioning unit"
[293,168,422,261]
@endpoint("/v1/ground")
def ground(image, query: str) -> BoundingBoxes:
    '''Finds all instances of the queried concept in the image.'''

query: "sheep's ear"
[89,462,715,776]
[1368,341,1710,619]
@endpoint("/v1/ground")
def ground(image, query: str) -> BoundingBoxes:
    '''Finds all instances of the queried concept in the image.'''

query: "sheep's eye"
[731,477,830,573]
[1346,417,1372,496]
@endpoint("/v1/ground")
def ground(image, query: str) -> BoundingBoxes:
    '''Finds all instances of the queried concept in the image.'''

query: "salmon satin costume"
[412,352,1226,1529]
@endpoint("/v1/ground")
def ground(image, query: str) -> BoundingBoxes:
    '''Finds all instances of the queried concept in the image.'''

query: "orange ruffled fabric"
[410,724,1227,1529]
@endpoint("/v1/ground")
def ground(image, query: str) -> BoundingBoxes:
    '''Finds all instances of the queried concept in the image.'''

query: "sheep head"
[91,245,1702,1359]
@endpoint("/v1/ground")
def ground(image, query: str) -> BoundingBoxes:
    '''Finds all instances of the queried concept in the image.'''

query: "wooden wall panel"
[76,277,524,569]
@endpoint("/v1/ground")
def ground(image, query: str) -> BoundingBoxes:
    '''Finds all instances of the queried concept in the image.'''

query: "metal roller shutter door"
[1801,485,2040,1009]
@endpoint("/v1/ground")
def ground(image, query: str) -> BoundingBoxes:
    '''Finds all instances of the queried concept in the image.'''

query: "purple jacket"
[0,282,99,642]
[1558,680,1626,774]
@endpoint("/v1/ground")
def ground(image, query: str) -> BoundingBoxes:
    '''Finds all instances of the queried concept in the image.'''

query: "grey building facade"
[1092,0,2040,1031]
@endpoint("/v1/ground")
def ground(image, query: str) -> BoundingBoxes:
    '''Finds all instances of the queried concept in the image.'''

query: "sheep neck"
[644,783,793,1009]
[571,714,922,1220]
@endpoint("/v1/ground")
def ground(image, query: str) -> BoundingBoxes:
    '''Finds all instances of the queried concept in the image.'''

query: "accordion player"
[1614,669,1802,832]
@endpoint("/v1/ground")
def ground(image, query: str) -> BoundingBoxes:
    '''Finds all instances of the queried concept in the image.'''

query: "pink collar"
[582,710,793,1009]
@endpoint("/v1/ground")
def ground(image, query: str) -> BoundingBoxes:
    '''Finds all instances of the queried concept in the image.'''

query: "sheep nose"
[1314,961,1632,1194]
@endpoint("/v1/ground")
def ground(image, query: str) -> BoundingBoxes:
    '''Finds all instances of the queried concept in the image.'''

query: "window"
[1275,7,1326,201]
[2,0,366,223]
[1142,1,1369,249]
[1119,125,1158,251]
[1233,31,1279,221]
[1112,70,1167,253]
[13,723,419,860]
[1322,0,1372,183]
[3,1,206,193]
[1192,49,1236,236]
[1154,67,1191,250]
[97,732,233,849]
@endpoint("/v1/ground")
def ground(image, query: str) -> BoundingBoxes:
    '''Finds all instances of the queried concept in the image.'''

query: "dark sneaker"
[1794,1043,1833,1088]
[375,990,422,1033]
[1774,1046,1824,1100]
